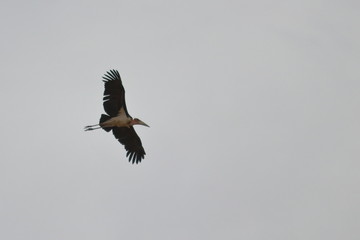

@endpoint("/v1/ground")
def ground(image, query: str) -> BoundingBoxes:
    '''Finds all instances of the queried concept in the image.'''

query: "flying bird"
[85,70,149,164]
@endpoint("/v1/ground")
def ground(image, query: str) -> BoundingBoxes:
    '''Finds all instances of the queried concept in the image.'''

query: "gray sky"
[1,0,359,239]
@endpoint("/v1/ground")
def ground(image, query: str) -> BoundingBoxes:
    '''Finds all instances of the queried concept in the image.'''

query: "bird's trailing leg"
[84,124,101,131]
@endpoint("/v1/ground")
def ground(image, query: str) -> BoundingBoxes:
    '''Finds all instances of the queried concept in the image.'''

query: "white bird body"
[100,107,131,128]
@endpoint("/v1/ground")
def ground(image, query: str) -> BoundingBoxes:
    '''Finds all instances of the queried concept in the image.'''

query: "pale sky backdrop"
[1,0,359,239]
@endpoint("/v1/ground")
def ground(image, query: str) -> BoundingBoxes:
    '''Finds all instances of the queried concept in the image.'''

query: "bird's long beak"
[138,120,150,127]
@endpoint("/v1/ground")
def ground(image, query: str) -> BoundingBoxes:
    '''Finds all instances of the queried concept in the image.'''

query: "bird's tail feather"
[99,114,112,132]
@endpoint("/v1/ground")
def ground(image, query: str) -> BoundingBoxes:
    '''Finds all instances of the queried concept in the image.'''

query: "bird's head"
[131,118,150,127]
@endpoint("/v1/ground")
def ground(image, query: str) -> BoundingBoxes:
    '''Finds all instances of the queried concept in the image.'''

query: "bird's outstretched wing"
[102,70,130,117]
[112,127,146,164]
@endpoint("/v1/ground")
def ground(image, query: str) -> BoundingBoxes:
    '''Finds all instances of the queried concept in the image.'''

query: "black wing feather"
[112,127,146,164]
[102,70,130,117]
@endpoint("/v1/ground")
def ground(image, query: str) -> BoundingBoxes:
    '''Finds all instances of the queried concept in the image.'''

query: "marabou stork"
[85,70,149,164]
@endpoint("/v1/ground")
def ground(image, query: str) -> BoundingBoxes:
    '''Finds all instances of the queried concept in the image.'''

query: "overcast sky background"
[1,0,359,239]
